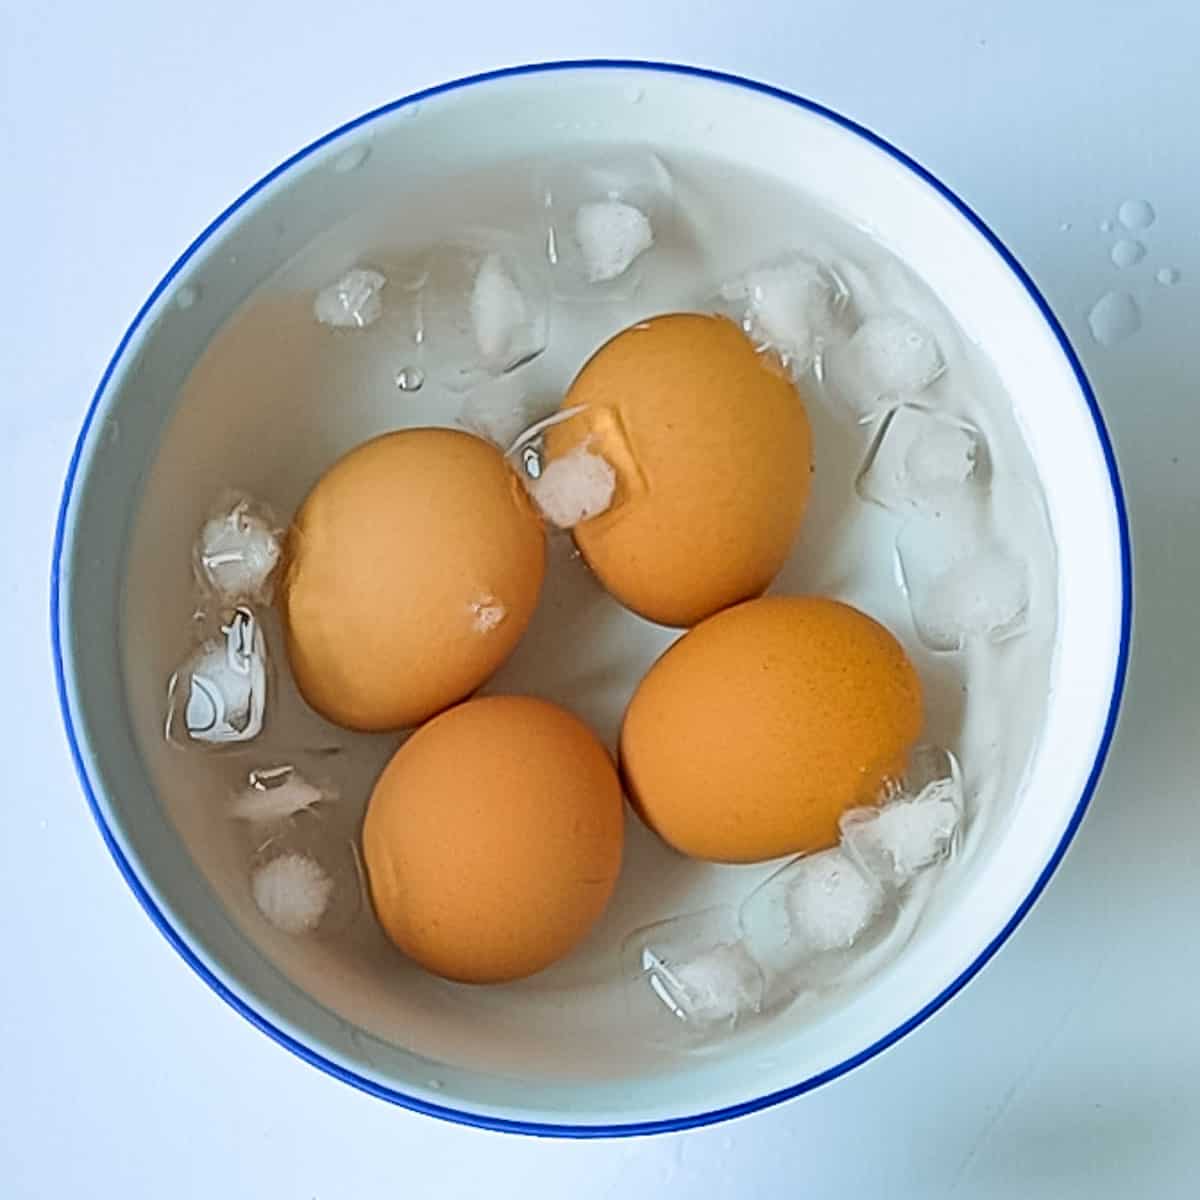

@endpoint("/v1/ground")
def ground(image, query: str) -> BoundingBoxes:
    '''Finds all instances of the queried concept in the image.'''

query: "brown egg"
[545,314,813,627]
[362,695,625,984]
[281,429,545,731]
[620,596,923,863]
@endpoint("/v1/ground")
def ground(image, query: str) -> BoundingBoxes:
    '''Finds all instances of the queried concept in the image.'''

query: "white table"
[3,2,1197,1195]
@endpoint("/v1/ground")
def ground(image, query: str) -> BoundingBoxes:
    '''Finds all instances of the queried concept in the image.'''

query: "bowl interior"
[57,64,1125,1131]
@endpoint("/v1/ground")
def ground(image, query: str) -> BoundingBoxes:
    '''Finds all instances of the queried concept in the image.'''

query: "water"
[1117,198,1156,231]
[1157,266,1182,287]
[124,143,1059,1078]
[175,283,199,311]
[1087,289,1142,345]
[1110,238,1146,268]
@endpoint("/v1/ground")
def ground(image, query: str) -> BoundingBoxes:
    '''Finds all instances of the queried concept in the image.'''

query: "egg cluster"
[161,151,1039,1045]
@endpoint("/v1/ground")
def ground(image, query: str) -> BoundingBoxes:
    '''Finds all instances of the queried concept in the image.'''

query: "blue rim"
[51,59,1132,1139]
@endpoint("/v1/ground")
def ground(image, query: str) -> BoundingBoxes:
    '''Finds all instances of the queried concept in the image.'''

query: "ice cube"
[527,443,616,529]
[827,312,945,417]
[573,200,654,283]
[230,765,328,824]
[313,267,386,329]
[251,852,334,935]
[165,608,267,746]
[248,807,363,935]
[646,941,765,1030]
[540,149,672,298]
[404,237,548,391]
[739,848,886,978]
[622,907,766,1042]
[856,403,985,513]
[896,508,1030,651]
[717,252,849,376]
[842,746,964,887]
[194,495,282,603]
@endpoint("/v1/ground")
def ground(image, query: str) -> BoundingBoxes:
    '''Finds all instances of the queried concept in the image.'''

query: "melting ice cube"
[573,200,654,283]
[623,908,766,1042]
[827,311,945,417]
[527,443,617,529]
[540,149,672,297]
[249,807,362,936]
[646,942,765,1031]
[896,506,1030,652]
[841,746,964,888]
[230,764,329,825]
[856,403,985,513]
[165,608,266,746]
[717,252,849,375]
[194,495,282,603]
[251,852,334,935]
[739,848,886,980]
[403,237,548,391]
[313,267,386,329]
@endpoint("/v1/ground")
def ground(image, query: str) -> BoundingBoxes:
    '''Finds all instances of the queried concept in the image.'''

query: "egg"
[620,596,923,863]
[281,429,545,731]
[362,695,625,984]
[545,313,813,627]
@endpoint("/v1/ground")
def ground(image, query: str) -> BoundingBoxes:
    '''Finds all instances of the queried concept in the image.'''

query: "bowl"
[52,61,1130,1136]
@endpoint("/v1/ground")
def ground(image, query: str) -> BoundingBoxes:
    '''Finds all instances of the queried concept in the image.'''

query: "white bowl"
[52,61,1130,1136]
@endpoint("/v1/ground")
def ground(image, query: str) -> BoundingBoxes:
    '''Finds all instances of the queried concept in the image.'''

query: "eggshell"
[620,596,923,863]
[281,429,545,731]
[362,695,625,984]
[546,314,813,626]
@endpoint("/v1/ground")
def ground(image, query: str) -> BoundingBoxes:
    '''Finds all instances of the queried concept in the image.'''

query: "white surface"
[1,0,1196,1195]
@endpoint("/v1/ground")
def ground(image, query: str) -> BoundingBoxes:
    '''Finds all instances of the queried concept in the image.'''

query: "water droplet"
[1099,219,1114,233]
[1059,221,1072,232]
[333,143,370,173]
[1110,239,1145,268]
[1087,291,1142,346]
[626,84,645,104]
[1118,198,1155,231]
[175,284,199,310]
[427,1078,444,1091]
[1157,266,1182,286]
[403,102,421,120]
[395,365,424,392]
